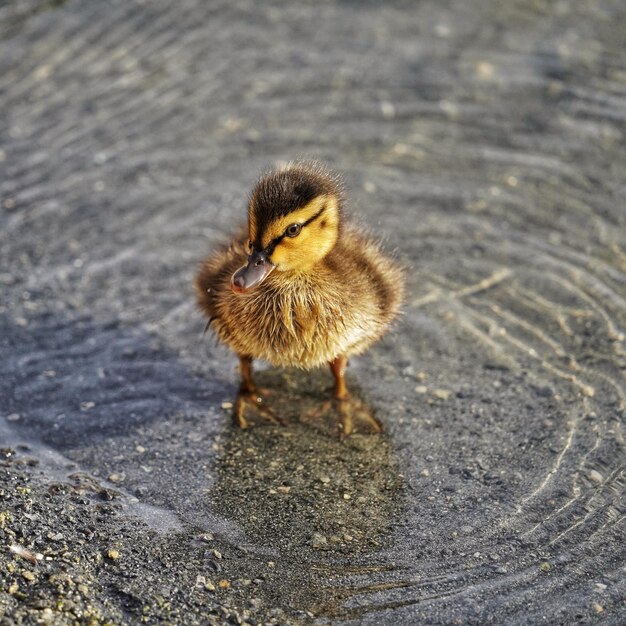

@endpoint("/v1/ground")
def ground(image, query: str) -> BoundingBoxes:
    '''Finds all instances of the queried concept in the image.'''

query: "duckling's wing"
[194,230,248,323]
[333,226,405,330]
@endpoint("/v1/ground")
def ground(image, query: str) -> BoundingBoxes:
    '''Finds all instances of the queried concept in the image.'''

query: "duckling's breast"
[195,228,403,368]
[214,271,378,368]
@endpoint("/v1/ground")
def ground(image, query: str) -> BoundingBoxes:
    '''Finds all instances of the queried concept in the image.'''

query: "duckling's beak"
[231,251,275,294]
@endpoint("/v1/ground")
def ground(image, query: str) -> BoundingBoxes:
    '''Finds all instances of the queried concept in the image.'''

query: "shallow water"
[1,0,625,623]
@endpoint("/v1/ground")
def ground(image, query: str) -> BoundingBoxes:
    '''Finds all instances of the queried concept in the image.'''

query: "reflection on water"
[210,368,404,615]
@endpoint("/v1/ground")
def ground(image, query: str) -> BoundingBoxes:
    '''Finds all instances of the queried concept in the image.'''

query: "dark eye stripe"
[262,204,328,256]
[302,203,326,228]
[265,234,285,256]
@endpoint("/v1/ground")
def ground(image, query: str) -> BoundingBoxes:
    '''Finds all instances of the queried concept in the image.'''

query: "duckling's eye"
[285,223,302,238]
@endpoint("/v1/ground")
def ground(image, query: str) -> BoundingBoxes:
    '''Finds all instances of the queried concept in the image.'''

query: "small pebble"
[433,389,452,400]
[593,603,604,614]
[588,469,603,484]
[476,60,495,79]
[414,385,428,394]
[320,475,331,484]
[6,413,20,422]
[80,401,95,411]
[10,545,38,564]
[22,571,36,581]
[108,473,124,483]
[363,181,377,193]
[218,579,231,589]
[420,468,430,477]
[106,549,120,560]
[380,101,395,118]
[221,401,233,410]
[135,445,146,454]
[539,562,551,572]
[582,385,595,397]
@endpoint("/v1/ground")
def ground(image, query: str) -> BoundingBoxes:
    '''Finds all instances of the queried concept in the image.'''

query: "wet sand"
[1,0,625,624]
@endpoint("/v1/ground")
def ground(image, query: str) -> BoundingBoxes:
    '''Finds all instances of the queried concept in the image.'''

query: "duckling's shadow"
[247,366,380,437]
[209,389,405,618]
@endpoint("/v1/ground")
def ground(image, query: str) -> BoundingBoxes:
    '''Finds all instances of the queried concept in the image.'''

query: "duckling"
[194,161,404,436]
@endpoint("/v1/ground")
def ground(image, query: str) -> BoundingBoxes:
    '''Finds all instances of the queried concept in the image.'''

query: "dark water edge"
[1,0,625,624]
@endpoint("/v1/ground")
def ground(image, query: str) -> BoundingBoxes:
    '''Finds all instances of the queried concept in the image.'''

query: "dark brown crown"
[249,162,344,235]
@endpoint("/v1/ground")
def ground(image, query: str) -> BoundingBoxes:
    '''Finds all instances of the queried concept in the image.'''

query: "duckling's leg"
[330,355,349,400]
[233,355,283,429]
[329,356,383,437]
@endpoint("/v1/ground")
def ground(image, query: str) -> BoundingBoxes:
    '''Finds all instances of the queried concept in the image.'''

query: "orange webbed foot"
[233,385,286,429]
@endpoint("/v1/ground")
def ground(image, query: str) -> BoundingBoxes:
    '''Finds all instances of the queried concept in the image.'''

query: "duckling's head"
[231,162,344,293]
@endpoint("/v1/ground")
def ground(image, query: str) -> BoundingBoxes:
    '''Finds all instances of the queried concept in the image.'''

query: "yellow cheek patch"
[261,196,334,248]
[268,240,292,268]
[270,201,339,271]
